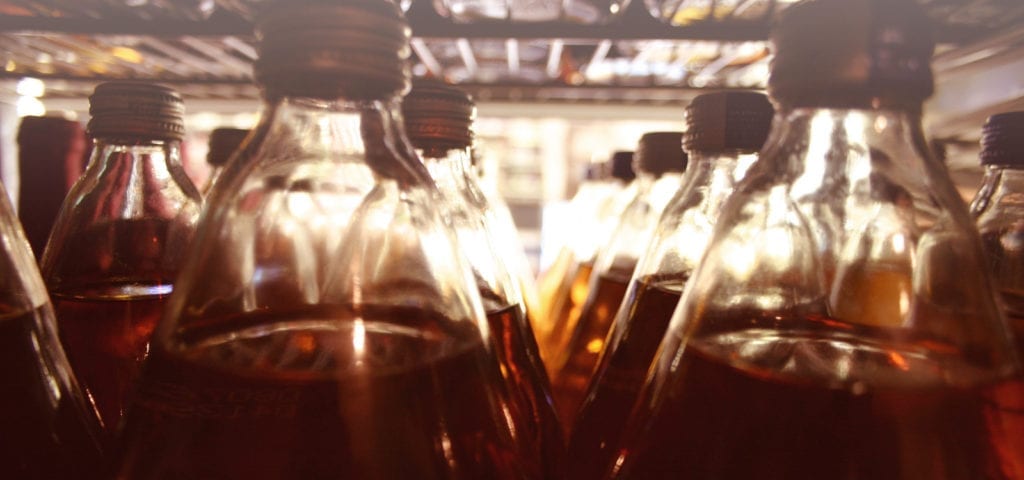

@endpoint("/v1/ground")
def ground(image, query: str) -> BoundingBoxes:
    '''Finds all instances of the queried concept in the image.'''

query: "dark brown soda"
[52,287,168,431]
[611,316,1021,480]
[551,265,632,429]
[567,274,684,480]
[114,304,532,480]
[0,306,103,479]
[486,303,565,478]
[47,218,183,432]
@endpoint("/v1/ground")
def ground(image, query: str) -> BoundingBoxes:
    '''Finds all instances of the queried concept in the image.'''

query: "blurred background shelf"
[0,0,1021,269]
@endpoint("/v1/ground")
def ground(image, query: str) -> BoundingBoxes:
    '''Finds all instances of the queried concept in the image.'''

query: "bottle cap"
[635,132,687,176]
[87,82,185,141]
[684,91,774,154]
[402,78,475,149]
[610,151,636,182]
[981,112,1024,167]
[254,0,411,100]
[768,0,935,109]
[207,128,250,168]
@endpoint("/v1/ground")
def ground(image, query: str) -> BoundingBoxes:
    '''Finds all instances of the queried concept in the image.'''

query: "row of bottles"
[3,0,1023,478]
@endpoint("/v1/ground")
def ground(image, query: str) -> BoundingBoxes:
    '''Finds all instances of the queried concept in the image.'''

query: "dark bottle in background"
[41,82,202,433]
[16,115,87,260]
[202,127,249,194]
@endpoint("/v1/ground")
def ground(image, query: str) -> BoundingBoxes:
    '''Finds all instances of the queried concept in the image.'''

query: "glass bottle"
[550,132,687,429]
[608,0,1022,478]
[403,78,563,477]
[538,151,635,367]
[0,180,104,479]
[471,145,546,353]
[203,127,250,195]
[41,82,202,433]
[566,91,773,480]
[970,111,1024,478]
[113,1,535,478]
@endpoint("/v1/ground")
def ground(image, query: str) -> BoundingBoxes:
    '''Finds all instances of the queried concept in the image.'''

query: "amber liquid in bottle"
[979,232,1024,478]
[567,274,684,480]
[551,264,633,428]
[539,258,595,374]
[116,304,531,480]
[0,306,103,480]
[49,218,181,430]
[486,302,564,478]
[613,313,1020,480]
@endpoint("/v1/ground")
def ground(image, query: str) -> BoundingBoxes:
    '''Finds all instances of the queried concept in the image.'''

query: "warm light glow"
[16,96,45,117]
[586,338,604,354]
[16,77,44,97]
[111,46,143,64]
[353,318,366,363]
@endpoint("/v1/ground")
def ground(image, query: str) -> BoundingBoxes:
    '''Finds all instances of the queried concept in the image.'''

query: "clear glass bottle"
[566,91,773,480]
[113,1,535,478]
[0,180,104,479]
[203,127,250,195]
[550,132,687,429]
[538,151,635,367]
[608,0,1022,478]
[402,78,563,478]
[970,111,1024,478]
[41,82,202,433]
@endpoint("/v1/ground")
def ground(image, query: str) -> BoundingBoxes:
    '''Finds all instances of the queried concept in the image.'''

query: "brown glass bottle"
[42,83,201,432]
[117,304,528,480]
[567,91,774,480]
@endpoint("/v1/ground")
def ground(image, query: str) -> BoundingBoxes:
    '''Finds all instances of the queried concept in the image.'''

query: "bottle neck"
[755,107,951,214]
[231,96,432,191]
[85,136,200,210]
[972,165,1024,218]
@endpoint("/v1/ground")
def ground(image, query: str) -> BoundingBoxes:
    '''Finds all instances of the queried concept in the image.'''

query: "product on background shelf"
[16,115,87,261]
[113,1,537,478]
[566,90,774,480]
[41,82,202,433]
[969,111,1024,479]
[550,131,687,429]
[537,151,635,370]
[0,179,104,479]
[203,127,250,194]
[403,78,563,478]
[606,0,1023,478]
